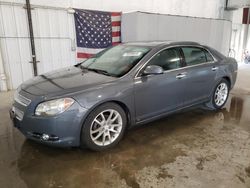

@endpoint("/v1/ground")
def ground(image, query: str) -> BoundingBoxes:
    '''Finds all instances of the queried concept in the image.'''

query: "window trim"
[135,45,216,78]
[204,49,215,62]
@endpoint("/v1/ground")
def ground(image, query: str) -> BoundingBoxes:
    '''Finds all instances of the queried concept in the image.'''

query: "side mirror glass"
[142,65,164,76]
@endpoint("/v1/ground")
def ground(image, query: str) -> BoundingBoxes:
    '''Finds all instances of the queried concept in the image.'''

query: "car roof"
[123,41,201,48]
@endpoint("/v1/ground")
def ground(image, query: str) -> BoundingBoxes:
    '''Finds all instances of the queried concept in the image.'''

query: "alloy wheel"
[90,109,123,146]
[214,82,228,106]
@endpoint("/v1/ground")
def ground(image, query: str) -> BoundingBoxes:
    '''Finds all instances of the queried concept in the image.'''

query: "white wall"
[2,0,226,19]
[0,3,76,89]
[232,8,243,24]
[229,8,250,62]
[230,9,243,61]
[122,12,232,56]
[228,0,250,8]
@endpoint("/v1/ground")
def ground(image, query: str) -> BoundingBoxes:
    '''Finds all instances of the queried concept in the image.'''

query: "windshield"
[80,45,151,77]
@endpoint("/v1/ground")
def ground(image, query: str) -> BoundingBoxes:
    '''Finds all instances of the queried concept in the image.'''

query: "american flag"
[74,9,121,61]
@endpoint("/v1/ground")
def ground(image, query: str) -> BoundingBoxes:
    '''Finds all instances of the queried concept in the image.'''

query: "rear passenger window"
[182,47,207,66]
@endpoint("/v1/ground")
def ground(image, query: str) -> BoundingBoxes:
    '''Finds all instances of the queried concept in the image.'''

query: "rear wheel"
[205,79,230,110]
[80,103,127,151]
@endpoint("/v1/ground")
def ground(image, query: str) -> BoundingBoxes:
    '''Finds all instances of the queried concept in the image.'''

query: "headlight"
[35,98,74,116]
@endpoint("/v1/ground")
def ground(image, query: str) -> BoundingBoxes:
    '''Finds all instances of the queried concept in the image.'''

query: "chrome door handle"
[212,67,218,71]
[176,73,187,79]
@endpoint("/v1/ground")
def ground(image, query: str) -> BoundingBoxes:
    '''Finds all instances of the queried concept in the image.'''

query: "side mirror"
[142,65,164,76]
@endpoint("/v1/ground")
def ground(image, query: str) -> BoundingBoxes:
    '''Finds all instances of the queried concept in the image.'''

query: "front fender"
[72,79,136,126]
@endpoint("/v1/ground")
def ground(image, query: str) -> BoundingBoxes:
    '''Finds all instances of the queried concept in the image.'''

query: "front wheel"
[205,79,230,110]
[80,103,127,151]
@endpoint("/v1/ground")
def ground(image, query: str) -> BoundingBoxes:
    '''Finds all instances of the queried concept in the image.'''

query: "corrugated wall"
[121,12,232,56]
[0,4,33,90]
[2,0,226,19]
[0,3,76,90]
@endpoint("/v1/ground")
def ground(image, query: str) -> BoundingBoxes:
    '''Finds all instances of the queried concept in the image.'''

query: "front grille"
[14,93,31,107]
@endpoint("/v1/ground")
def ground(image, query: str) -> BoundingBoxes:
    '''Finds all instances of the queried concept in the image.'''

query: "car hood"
[21,66,117,96]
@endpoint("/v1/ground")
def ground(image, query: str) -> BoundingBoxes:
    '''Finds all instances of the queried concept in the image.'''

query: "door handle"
[176,73,187,79]
[212,66,218,71]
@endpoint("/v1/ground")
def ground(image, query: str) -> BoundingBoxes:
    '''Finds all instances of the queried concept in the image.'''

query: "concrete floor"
[1,64,250,188]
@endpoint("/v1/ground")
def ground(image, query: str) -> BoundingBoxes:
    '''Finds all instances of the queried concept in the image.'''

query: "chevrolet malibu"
[10,41,238,151]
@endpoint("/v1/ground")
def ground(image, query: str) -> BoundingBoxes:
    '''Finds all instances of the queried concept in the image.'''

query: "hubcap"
[214,83,228,106]
[90,109,123,146]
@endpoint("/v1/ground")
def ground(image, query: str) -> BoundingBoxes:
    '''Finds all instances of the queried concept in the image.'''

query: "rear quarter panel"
[216,57,238,89]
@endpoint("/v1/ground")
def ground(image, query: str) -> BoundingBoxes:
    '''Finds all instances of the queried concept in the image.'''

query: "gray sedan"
[10,41,238,151]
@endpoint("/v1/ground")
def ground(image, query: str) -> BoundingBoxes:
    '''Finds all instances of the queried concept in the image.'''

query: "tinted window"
[182,47,207,66]
[148,48,181,70]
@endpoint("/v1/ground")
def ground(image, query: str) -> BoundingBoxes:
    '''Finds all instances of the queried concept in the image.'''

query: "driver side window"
[148,48,182,71]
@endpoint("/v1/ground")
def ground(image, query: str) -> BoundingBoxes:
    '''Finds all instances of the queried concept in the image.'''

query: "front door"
[134,47,187,122]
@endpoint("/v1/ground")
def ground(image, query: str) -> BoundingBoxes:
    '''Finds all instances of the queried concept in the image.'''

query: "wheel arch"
[205,76,231,110]
[108,100,131,127]
[222,76,231,89]
[79,100,132,138]
[79,100,131,150]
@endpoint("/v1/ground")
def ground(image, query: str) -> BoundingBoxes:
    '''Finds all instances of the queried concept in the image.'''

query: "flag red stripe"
[111,12,121,17]
[112,31,121,37]
[111,21,121,27]
[243,8,250,24]
[77,52,94,59]
[112,42,120,46]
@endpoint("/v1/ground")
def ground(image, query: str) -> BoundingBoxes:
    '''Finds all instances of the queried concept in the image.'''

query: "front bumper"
[10,99,88,147]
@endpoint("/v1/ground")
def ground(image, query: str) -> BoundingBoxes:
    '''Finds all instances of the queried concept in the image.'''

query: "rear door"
[180,46,218,106]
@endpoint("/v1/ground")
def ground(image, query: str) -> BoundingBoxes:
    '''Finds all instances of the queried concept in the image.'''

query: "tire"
[205,78,230,110]
[80,102,127,151]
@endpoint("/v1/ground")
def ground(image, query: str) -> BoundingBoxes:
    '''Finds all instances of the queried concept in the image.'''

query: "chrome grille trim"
[12,106,24,121]
[14,93,31,107]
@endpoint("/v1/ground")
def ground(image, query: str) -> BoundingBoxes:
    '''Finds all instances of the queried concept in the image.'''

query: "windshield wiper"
[89,68,116,77]
[80,66,116,77]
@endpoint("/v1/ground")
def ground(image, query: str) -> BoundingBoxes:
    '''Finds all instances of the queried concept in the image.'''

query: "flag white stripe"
[111,16,121,22]
[112,36,120,42]
[77,47,105,54]
[112,26,120,32]
[77,58,87,61]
